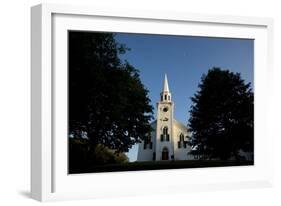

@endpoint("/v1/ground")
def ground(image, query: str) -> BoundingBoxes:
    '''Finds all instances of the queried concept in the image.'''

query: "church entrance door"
[162,147,169,160]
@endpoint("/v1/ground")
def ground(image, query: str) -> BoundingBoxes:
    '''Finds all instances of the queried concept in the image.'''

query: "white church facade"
[137,74,195,161]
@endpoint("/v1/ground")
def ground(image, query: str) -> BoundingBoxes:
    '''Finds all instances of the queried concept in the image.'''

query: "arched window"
[178,133,186,149]
[161,127,169,141]
[143,136,153,150]
[180,133,184,141]
[163,127,168,135]
[165,94,167,100]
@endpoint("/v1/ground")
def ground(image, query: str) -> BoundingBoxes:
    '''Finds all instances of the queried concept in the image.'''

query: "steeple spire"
[163,73,170,92]
[160,73,171,102]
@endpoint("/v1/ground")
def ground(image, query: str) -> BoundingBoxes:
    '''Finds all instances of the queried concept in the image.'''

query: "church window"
[144,137,152,150]
[162,127,169,141]
[166,134,170,141]
[163,127,168,135]
[161,95,163,101]
[178,133,185,149]
[165,94,167,100]
[180,133,184,141]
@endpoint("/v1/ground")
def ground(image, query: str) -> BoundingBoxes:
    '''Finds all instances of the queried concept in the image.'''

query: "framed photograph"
[31,3,274,201]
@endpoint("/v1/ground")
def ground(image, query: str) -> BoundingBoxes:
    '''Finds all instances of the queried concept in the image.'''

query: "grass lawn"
[69,159,254,174]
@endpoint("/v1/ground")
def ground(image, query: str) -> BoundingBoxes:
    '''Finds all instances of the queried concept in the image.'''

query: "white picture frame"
[31,3,274,202]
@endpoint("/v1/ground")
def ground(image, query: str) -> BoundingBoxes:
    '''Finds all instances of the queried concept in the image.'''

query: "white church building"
[137,74,194,161]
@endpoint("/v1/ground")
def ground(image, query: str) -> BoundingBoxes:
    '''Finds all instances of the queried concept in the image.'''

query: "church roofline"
[173,118,189,131]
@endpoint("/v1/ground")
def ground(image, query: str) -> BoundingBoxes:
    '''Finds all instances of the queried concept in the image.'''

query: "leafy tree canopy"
[69,31,153,153]
[188,68,254,160]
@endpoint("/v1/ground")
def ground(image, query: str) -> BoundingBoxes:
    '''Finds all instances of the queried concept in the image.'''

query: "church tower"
[155,74,175,160]
[137,73,192,162]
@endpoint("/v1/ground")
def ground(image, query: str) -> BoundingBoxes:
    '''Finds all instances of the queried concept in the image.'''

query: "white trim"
[31,5,42,200]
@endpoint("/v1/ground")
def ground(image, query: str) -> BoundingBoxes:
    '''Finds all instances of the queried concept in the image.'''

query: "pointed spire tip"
[163,73,170,92]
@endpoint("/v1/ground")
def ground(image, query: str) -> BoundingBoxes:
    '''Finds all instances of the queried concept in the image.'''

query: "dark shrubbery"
[69,138,128,173]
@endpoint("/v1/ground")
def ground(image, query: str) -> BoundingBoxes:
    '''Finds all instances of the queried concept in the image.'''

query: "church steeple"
[163,73,170,92]
[160,73,172,102]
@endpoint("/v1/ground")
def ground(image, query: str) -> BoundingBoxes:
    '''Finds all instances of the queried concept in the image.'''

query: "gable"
[173,119,189,132]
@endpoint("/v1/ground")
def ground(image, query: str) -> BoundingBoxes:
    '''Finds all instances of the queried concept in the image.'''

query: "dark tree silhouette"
[188,68,253,161]
[68,31,153,163]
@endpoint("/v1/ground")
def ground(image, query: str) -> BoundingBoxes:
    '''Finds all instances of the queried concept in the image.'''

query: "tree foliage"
[188,68,254,160]
[68,31,153,156]
[69,139,129,172]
